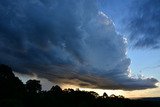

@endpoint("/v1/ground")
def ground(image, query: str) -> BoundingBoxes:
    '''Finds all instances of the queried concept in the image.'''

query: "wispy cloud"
[127,0,160,49]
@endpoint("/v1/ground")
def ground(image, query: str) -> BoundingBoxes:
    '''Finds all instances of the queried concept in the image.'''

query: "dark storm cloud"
[127,0,160,49]
[0,0,158,90]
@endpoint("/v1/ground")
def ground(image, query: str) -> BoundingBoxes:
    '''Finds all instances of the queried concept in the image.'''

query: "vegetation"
[0,64,160,107]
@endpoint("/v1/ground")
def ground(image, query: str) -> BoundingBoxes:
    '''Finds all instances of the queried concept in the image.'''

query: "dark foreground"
[0,64,160,107]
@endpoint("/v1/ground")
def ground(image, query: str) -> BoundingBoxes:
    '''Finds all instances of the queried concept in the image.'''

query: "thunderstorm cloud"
[0,0,158,90]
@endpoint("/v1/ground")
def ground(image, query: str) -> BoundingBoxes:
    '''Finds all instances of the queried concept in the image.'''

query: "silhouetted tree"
[50,85,62,95]
[63,88,74,93]
[26,79,42,93]
[118,95,125,99]
[110,94,117,98]
[0,64,25,98]
[90,91,99,98]
[0,64,15,78]
[102,92,108,98]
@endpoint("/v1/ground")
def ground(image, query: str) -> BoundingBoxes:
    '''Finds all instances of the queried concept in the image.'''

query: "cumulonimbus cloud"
[0,0,158,90]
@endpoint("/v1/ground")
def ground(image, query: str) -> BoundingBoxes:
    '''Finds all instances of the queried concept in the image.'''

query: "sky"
[0,0,160,98]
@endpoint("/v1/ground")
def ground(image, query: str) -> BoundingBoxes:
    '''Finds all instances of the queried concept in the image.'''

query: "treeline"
[0,64,160,107]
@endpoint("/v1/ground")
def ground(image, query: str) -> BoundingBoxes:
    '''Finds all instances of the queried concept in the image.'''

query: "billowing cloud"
[0,0,158,90]
[127,0,160,49]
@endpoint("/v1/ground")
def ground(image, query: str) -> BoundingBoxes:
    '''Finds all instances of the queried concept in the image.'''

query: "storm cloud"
[127,0,160,49]
[0,0,158,90]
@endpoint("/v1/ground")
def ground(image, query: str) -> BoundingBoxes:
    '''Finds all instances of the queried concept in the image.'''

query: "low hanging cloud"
[127,0,160,49]
[0,0,158,90]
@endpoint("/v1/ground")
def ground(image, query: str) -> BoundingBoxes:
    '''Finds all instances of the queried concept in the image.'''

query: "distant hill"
[138,97,160,101]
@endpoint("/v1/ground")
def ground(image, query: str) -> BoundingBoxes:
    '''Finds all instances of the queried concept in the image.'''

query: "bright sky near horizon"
[15,72,160,98]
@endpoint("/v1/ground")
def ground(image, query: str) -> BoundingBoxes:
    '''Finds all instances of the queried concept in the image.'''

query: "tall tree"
[26,79,42,93]
[0,64,25,98]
